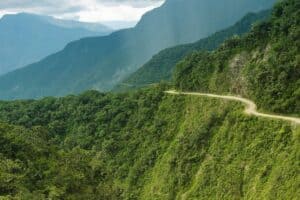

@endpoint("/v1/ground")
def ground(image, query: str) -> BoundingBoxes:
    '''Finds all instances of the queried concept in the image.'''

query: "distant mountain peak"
[1,12,112,32]
[0,12,113,75]
[0,0,276,99]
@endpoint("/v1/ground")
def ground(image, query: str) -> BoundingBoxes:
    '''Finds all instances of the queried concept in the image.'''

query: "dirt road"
[165,90,300,125]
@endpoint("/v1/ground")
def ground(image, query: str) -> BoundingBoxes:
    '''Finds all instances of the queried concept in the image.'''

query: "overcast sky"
[0,0,165,28]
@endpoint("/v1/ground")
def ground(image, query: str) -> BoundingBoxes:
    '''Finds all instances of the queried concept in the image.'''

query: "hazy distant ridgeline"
[0,13,112,75]
[119,9,271,89]
[0,0,275,100]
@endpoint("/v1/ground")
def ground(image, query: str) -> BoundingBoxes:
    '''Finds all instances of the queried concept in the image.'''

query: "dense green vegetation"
[119,10,271,89]
[174,0,300,115]
[0,0,275,99]
[0,86,299,199]
[0,1,298,199]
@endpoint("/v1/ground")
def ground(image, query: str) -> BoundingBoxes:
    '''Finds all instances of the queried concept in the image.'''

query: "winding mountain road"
[165,90,300,125]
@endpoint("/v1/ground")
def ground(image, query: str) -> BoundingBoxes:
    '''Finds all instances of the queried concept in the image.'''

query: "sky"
[0,0,165,28]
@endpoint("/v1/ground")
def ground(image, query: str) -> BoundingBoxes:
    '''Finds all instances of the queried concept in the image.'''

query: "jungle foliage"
[0,86,299,199]
[174,0,300,115]
[0,1,298,199]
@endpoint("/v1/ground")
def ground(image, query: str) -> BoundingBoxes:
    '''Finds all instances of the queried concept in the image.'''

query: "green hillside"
[174,0,300,115]
[0,0,299,199]
[0,86,299,199]
[120,10,271,89]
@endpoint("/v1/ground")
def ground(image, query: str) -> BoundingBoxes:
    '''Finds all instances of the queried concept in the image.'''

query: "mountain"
[0,0,276,100]
[0,1,298,199]
[0,87,298,199]
[104,20,137,29]
[41,15,113,33]
[0,13,112,75]
[174,0,299,115]
[119,10,271,89]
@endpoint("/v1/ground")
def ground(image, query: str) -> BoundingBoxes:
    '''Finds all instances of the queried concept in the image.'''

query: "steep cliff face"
[0,87,298,199]
[174,0,300,115]
[0,0,298,199]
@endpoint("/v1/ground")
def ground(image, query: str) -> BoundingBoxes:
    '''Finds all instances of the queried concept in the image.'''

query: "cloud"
[0,0,165,25]
[0,0,163,9]
[98,0,164,8]
[0,0,86,15]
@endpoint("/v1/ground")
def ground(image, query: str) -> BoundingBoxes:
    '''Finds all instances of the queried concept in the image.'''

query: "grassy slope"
[0,87,299,199]
[0,1,298,199]
[141,94,299,200]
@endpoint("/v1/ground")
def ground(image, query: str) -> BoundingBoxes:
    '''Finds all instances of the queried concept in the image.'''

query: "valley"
[0,0,299,199]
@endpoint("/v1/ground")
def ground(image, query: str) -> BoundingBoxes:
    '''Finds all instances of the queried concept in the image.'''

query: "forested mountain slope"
[0,0,298,199]
[119,10,271,88]
[0,13,111,75]
[0,0,275,99]
[0,86,298,199]
[174,0,300,115]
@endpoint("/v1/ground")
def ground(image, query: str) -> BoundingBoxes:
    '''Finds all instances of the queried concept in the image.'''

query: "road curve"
[165,90,300,125]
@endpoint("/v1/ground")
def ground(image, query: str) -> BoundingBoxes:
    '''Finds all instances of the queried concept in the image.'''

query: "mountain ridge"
[0,13,112,75]
[0,0,298,199]
[174,0,299,115]
[0,0,276,99]
[119,9,271,89]
[1,12,112,32]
